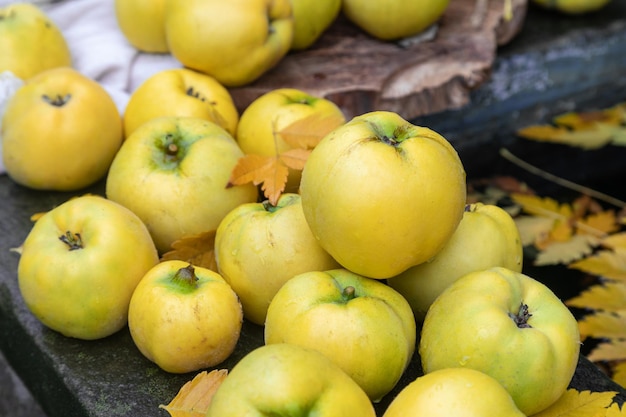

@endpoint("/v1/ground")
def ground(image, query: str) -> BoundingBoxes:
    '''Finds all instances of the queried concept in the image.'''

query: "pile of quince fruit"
[0,0,607,416]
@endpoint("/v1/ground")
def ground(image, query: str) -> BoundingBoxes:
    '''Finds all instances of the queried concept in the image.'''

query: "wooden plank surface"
[230,0,528,120]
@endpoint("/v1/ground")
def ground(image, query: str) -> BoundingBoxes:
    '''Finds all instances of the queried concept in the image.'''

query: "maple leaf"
[160,230,218,272]
[159,369,228,417]
[227,114,344,206]
[276,113,345,150]
[227,154,288,206]
[569,248,626,282]
[529,389,616,417]
[566,282,626,312]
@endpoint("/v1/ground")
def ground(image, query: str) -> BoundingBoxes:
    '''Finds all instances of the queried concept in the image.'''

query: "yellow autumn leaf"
[566,282,626,313]
[516,124,614,149]
[611,128,626,147]
[610,363,626,391]
[276,113,345,150]
[578,310,626,341]
[227,154,289,206]
[160,369,228,417]
[515,215,555,246]
[569,248,626,282]
[279,148,311,171]
[578,210,621,238]
[602,233,626,250]
[512,193,574,219]
[534,234,599,266]
[606,400,626,416]
[553,105,626,130]
[517,102,626,150]
[529,389,616,417]
[160,230,219,272]
[587,340,626,363]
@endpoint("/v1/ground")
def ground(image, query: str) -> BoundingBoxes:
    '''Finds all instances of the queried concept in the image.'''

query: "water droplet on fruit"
[459,355,470,365]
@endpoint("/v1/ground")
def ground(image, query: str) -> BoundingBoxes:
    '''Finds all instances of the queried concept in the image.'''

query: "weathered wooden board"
[230,0,528,120]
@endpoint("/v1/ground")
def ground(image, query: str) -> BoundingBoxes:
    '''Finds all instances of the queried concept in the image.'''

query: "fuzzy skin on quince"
[2,67,122,191]
[0,3,72,79]
[128,260,243,373]
[206,343,376,417]
[299,110,466,279]
[214,193,339,325]
[164,0,294,87]
[264,268,417,402]
[17,195,159,340]
[122,68,239,138]
[419,267,581,416]
[388,202,523,321]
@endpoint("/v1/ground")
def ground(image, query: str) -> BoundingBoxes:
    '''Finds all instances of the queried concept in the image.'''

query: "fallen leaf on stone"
[159,369,228,417]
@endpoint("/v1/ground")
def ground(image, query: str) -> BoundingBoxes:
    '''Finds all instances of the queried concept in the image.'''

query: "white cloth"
[0,0,182,174]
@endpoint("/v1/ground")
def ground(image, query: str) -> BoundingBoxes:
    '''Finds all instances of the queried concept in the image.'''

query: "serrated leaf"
[578,310,626,341]
[227,154,289,206]
[569,248,626,282]
[279,148,311,171]
[587,340,626,363]
[276,113,345,149]
[159,369,228,417]
[602,233,626,250]
[534,234,598,266]
[530,389,616,417]
[515,215,555,246]
[517,102,626,150]
[566,282,626,312]
[578,210,621,238]
[512,193,574,219]
[606,402,626,417]
[610,363,626,392]
[516,124,614,149]
[160,230,218,272]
